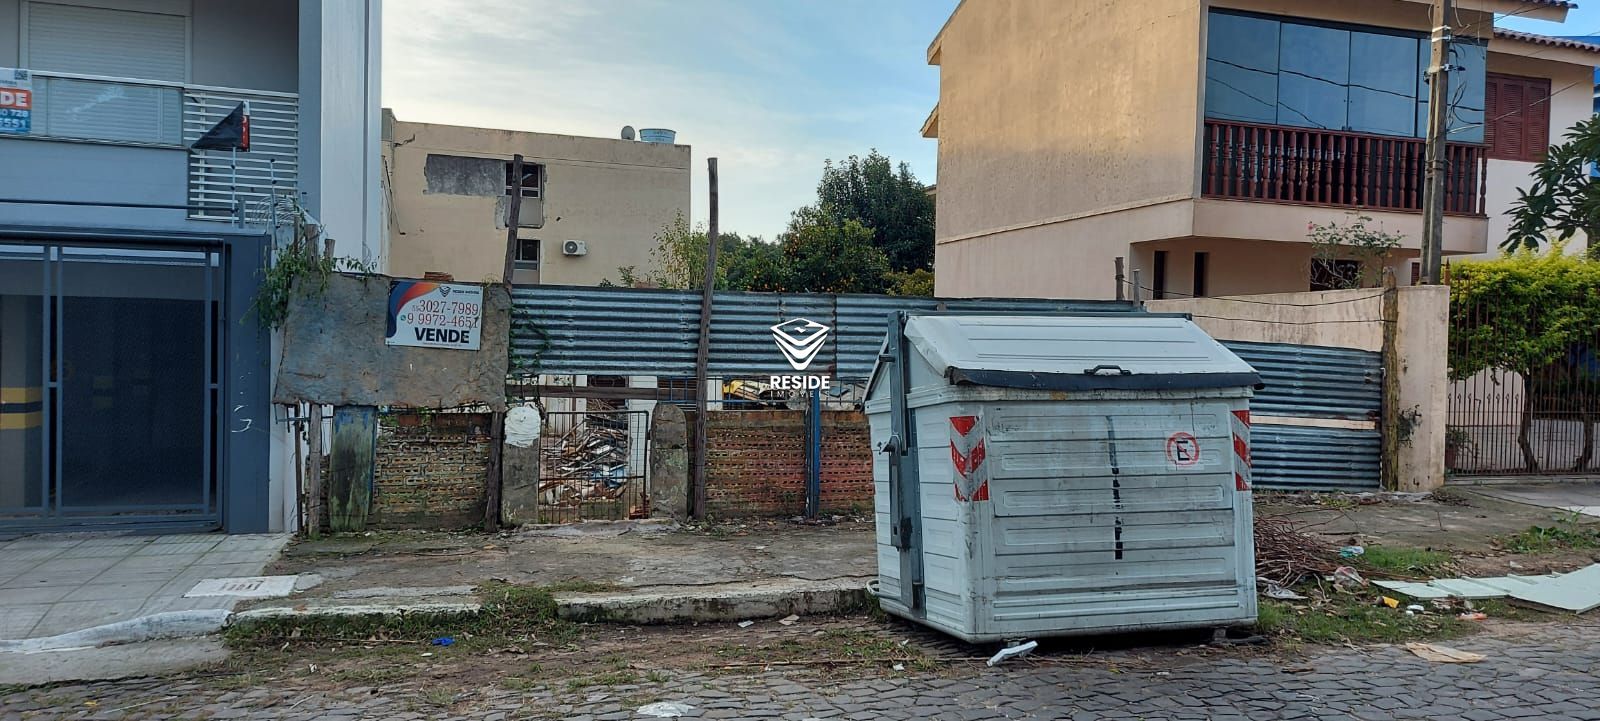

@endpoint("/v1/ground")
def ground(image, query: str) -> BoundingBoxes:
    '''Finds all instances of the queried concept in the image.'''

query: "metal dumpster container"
[866,313,1262,643]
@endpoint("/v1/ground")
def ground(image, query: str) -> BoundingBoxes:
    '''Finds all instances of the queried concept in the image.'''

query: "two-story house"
[924,0,1597,299]
[0,0,382,535]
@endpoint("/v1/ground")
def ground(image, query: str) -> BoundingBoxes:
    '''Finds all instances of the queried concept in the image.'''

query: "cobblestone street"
[4,623,1597,720]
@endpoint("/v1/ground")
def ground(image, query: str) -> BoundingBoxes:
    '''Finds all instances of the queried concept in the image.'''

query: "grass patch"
[1497,516,1600,553]
[224,583,576,648]
[565,670,637,690]
[1359,546,1454,575]
[1255,598,1469,645]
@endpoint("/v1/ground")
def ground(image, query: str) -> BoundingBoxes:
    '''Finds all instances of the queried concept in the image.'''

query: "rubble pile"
[538,421,645,516]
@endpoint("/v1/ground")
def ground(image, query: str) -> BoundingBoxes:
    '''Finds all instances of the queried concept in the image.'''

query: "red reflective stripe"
[950,415,978,437]
[1232,409,1250,426]
[1236,472,1251,492]
[1234,435,1250,467]
[973,481,989,502]
[950,442,968,476]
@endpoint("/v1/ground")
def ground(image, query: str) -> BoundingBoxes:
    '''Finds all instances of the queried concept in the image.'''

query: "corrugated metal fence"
[510,286,1383,492]
[1224,341,1383,491]
[511,285,1136,379]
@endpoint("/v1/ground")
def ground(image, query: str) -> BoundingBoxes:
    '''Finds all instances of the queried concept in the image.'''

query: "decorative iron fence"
[1448,296,1600,476]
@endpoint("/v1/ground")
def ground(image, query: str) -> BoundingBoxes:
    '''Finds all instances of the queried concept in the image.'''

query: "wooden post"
[502,154,524,288]
[327,406,377,532]
[304,404,323,538]
[1114,256,1126,301]
[1380,269,1402,490]
[692,158,719,520]
[1419,0,1452,284]
[485,409,505,532]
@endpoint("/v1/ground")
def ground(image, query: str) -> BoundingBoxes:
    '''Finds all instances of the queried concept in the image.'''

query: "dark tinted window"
[1205,12,1280,123]
[1349,32,1420,136]
[1278,23,1350,130]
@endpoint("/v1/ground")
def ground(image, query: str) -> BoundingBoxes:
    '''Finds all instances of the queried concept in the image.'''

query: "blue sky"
[383,0,959,240]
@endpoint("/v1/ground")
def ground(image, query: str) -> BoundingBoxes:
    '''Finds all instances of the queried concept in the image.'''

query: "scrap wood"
[1405,642,1486,664]
[1254,516,1342,588]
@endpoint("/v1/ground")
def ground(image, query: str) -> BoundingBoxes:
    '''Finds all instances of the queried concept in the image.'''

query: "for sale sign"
[385,280,483,350]
[0,68,32,135]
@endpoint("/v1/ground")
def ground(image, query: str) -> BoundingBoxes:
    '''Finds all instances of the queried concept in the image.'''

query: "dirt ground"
[262,518,877,604]
[266,488,1598,606]
[1255,488,1600,576]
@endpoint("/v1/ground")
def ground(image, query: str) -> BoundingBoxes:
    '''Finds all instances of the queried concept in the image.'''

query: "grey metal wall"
[511,285,1137,379]
[1221,340,1383,491]
[510,286,1382,491]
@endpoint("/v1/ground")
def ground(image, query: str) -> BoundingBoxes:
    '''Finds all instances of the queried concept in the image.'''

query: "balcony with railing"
[17,71,299,222]
[1201,120,1488,217]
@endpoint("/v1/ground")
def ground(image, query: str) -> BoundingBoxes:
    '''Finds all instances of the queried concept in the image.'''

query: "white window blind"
[25,2,187,81]
[25,2,187,145]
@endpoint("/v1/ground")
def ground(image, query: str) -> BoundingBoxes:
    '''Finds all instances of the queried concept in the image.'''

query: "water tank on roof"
[638,128,676,144]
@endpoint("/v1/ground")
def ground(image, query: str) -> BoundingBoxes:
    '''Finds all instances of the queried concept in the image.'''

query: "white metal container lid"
[903,315,1261,391]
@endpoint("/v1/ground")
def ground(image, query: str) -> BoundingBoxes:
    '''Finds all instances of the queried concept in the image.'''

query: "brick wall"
[371,412,492,529]
[704,409,873,517]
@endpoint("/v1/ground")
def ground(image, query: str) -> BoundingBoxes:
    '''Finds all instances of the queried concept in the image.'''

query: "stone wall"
[704,410,873,518]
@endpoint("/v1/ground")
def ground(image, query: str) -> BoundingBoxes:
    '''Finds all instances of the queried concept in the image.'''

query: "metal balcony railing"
[19,71,299,222]
[1202,119,1487,216]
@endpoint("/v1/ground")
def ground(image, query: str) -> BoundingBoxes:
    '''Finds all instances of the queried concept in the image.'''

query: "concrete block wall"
[371,412,493,529]
[704,410,874,518]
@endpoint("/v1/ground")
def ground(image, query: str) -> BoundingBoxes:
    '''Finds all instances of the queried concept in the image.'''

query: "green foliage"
[1448,248,1600,380]
[1306,213,1404,289]
[612,212,787,292]
[1497,514,1600,553]
[777,206,891,293]
[1358,546,1453,575]
[1507,115,1600,256]
[1254,598,1469,645]
[814,150,936,272]
[885,268,935,297]
[252,207,376,329]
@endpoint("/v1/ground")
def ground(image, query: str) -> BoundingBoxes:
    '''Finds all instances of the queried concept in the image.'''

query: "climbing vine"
[252,206,376,329]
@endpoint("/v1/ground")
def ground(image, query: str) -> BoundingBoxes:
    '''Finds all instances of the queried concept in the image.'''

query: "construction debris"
[1254,515,1342,588]
[538,420,648,518]
[1373,563,1600,613]
[1405,642,1486,664]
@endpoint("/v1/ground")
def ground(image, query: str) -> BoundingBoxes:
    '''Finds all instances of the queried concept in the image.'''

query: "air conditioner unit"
[562,240,587,256]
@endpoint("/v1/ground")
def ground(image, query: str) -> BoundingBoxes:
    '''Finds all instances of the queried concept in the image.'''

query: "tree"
[1449,247,1600,471]
[885,268,935,296]
[608,213,786,291]
[815,150,935,273]
[778,206,890,293]
[1507,116,1600,258]
[1306,213,1404,289]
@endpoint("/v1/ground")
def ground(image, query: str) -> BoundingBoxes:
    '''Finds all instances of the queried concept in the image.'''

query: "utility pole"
[692,158,719,520]
[501,153,525,288]
[1420,0,1453,285]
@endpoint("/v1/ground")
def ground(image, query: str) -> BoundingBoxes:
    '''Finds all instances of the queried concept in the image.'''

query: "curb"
[555,578,874,624]
[0,610,232,654]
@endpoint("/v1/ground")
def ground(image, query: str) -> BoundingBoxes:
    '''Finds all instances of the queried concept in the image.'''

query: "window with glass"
[1205,10,1486,143]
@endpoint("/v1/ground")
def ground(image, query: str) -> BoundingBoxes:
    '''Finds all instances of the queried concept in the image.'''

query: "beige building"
[924,0,1598,299]
[382,110,691,286]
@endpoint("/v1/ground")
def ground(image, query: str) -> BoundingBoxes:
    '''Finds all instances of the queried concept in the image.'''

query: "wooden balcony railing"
[1202,120,1487,216]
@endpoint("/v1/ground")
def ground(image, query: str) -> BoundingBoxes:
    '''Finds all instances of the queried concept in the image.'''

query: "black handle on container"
[1083,364,1132,376]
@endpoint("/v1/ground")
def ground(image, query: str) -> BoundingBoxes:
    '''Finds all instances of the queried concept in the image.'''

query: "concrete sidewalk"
[242,520,876,623]
[0,533,288,642]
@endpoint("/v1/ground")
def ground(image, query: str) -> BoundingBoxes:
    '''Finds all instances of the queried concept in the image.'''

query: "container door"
[979,397,1249,634]
[884,313,924,613]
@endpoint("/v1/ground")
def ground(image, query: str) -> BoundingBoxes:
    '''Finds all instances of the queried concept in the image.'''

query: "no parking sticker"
[1166,432,1200,467]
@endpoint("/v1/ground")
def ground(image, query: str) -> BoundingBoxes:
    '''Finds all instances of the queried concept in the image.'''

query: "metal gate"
[1448,294,1600,476]
[1,242,226,532]
[537,409,649,523]
[1222,341,1383,491]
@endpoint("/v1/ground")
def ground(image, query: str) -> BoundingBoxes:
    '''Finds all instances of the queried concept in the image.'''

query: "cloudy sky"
[382,2,1599,240]
[383,0,958,240]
